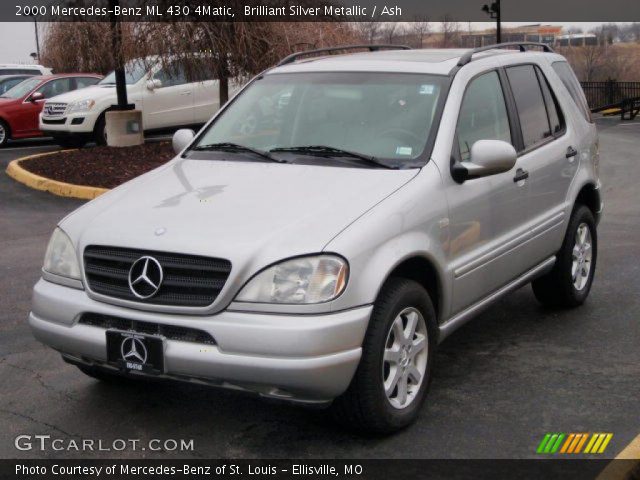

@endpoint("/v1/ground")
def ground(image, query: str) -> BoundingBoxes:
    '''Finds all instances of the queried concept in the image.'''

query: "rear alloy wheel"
[532,205,597,307]
[331,278,436,433]
[0,120,9,147]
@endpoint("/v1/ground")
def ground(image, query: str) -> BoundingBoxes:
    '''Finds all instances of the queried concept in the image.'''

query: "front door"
[446,70,533,314]
[143,62,194,129]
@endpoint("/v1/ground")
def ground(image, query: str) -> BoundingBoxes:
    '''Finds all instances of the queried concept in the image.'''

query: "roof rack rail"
[457,42,554,67]
[277,44,411,67]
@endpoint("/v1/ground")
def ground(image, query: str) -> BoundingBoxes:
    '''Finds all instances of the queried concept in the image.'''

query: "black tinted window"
[536,68,564,136]
[457,71,512,161]
[552,61,592,122]
[37,78,73,98]
[154,62,187,87]
[506,65,551,149]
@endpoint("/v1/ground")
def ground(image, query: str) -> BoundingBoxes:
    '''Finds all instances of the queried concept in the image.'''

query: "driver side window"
[457,71,511,161]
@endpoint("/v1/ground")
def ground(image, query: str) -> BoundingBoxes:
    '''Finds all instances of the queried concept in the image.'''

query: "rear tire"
[331,278,437,433]
[532,205,597,307]
[0,120,9,147]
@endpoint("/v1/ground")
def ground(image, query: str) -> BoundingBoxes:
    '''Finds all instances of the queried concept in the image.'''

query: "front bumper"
[39,112,96,134]
[29,279,371,403]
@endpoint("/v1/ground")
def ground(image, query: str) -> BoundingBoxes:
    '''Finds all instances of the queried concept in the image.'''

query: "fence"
[581,81,640,111]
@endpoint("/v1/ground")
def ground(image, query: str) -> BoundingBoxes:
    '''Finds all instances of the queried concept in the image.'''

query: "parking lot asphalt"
[0,121,638,460]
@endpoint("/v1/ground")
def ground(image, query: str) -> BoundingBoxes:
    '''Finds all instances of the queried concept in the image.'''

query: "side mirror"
[172,129,195,154]
[29,92,44,102]
[452,139,517,182]
[146,79,162,90]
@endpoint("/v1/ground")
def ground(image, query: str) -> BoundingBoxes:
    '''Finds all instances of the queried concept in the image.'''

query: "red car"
[0,73,102,147]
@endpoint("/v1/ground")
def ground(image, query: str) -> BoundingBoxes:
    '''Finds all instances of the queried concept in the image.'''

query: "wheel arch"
[380,255,444,327]
[573,182,602,223]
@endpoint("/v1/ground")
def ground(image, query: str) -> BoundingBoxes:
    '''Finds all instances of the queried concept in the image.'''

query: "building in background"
[460,25,563,47]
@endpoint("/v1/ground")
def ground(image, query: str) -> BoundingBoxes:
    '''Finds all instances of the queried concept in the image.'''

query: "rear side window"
[457,71,512,161]
[536,68,564,136]
[506,65,554,149]
[552,61,593,123]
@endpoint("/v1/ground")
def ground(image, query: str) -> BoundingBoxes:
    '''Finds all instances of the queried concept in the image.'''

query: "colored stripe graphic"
[538,433,613,454]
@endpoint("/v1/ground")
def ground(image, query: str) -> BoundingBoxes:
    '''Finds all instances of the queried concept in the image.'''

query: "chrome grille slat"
[83,246,231,307]
[43,102,67,117]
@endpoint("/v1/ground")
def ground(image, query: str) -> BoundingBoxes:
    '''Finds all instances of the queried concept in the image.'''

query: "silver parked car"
[30,43,601,432]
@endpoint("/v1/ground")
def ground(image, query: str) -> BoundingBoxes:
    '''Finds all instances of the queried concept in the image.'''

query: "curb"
[5,150,109,200]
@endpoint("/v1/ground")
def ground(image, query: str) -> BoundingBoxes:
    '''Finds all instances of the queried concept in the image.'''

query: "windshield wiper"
[190,142,288,164]
[269,145,396,169]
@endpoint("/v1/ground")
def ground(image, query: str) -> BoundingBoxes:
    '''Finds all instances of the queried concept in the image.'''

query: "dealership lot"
[0,118,638,459]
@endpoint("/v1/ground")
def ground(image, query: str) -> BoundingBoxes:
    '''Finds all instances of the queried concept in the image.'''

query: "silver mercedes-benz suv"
[30,43,601,432]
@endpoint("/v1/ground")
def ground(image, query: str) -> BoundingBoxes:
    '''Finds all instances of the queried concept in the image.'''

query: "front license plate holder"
[106,330,165,374]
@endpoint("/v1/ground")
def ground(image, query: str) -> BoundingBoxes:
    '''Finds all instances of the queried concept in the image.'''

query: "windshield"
[192,72,447,168]
[1,77,40,99]
[99,60,148,85]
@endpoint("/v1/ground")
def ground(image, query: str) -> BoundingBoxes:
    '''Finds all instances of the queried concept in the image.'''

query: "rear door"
[142,62,194,129]
[503,64,578,263]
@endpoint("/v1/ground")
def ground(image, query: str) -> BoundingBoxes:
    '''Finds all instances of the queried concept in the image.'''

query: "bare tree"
[353,20,383,44]
[41,21,357,104]
[379,22,399,44]
[440,16,460,48]
[409,17,432,48]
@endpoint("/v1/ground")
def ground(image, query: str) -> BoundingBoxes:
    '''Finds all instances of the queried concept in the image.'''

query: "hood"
[0,96,20,107]
[61,158,418,304]
[44,83,131,104]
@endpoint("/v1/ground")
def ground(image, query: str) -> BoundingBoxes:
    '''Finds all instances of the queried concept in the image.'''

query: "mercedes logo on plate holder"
[121,336,148,364]
[128,256,163,299]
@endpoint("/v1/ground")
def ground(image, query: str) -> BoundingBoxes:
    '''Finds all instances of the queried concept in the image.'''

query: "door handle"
[566,146,578,159]
[513,168,529,183]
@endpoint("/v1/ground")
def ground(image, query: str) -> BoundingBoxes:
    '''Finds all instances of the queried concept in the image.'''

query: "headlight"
[43,228,81,279]
[236,255,348,304]
[66,100,95,114]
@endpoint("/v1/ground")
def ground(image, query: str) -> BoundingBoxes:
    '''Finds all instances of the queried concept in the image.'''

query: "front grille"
[79,313,216,345]
[43,102,67,117]
[84,245,232,307]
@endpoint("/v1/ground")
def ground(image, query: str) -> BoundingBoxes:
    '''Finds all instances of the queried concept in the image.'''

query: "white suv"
[39,58,225,147]
[0,64,52,76]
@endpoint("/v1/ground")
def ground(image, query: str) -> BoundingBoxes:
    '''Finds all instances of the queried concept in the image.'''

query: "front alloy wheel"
[331,278,436,433]
[383,307,428,409]
[0,121,8,147]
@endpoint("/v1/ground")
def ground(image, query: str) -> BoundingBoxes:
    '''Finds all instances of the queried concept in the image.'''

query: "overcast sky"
[0,21,616,65]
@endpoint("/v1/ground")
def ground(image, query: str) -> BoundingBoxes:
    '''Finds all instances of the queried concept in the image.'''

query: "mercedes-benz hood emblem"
[128,256,163,299]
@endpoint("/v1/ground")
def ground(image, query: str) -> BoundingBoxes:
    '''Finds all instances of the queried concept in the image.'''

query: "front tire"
[532,205,597,307]
[94,115,107,146]
[331,278,437,433]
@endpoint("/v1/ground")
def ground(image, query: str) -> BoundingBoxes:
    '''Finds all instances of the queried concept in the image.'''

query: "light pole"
[482,0,501,44]
[29,14,40,61]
